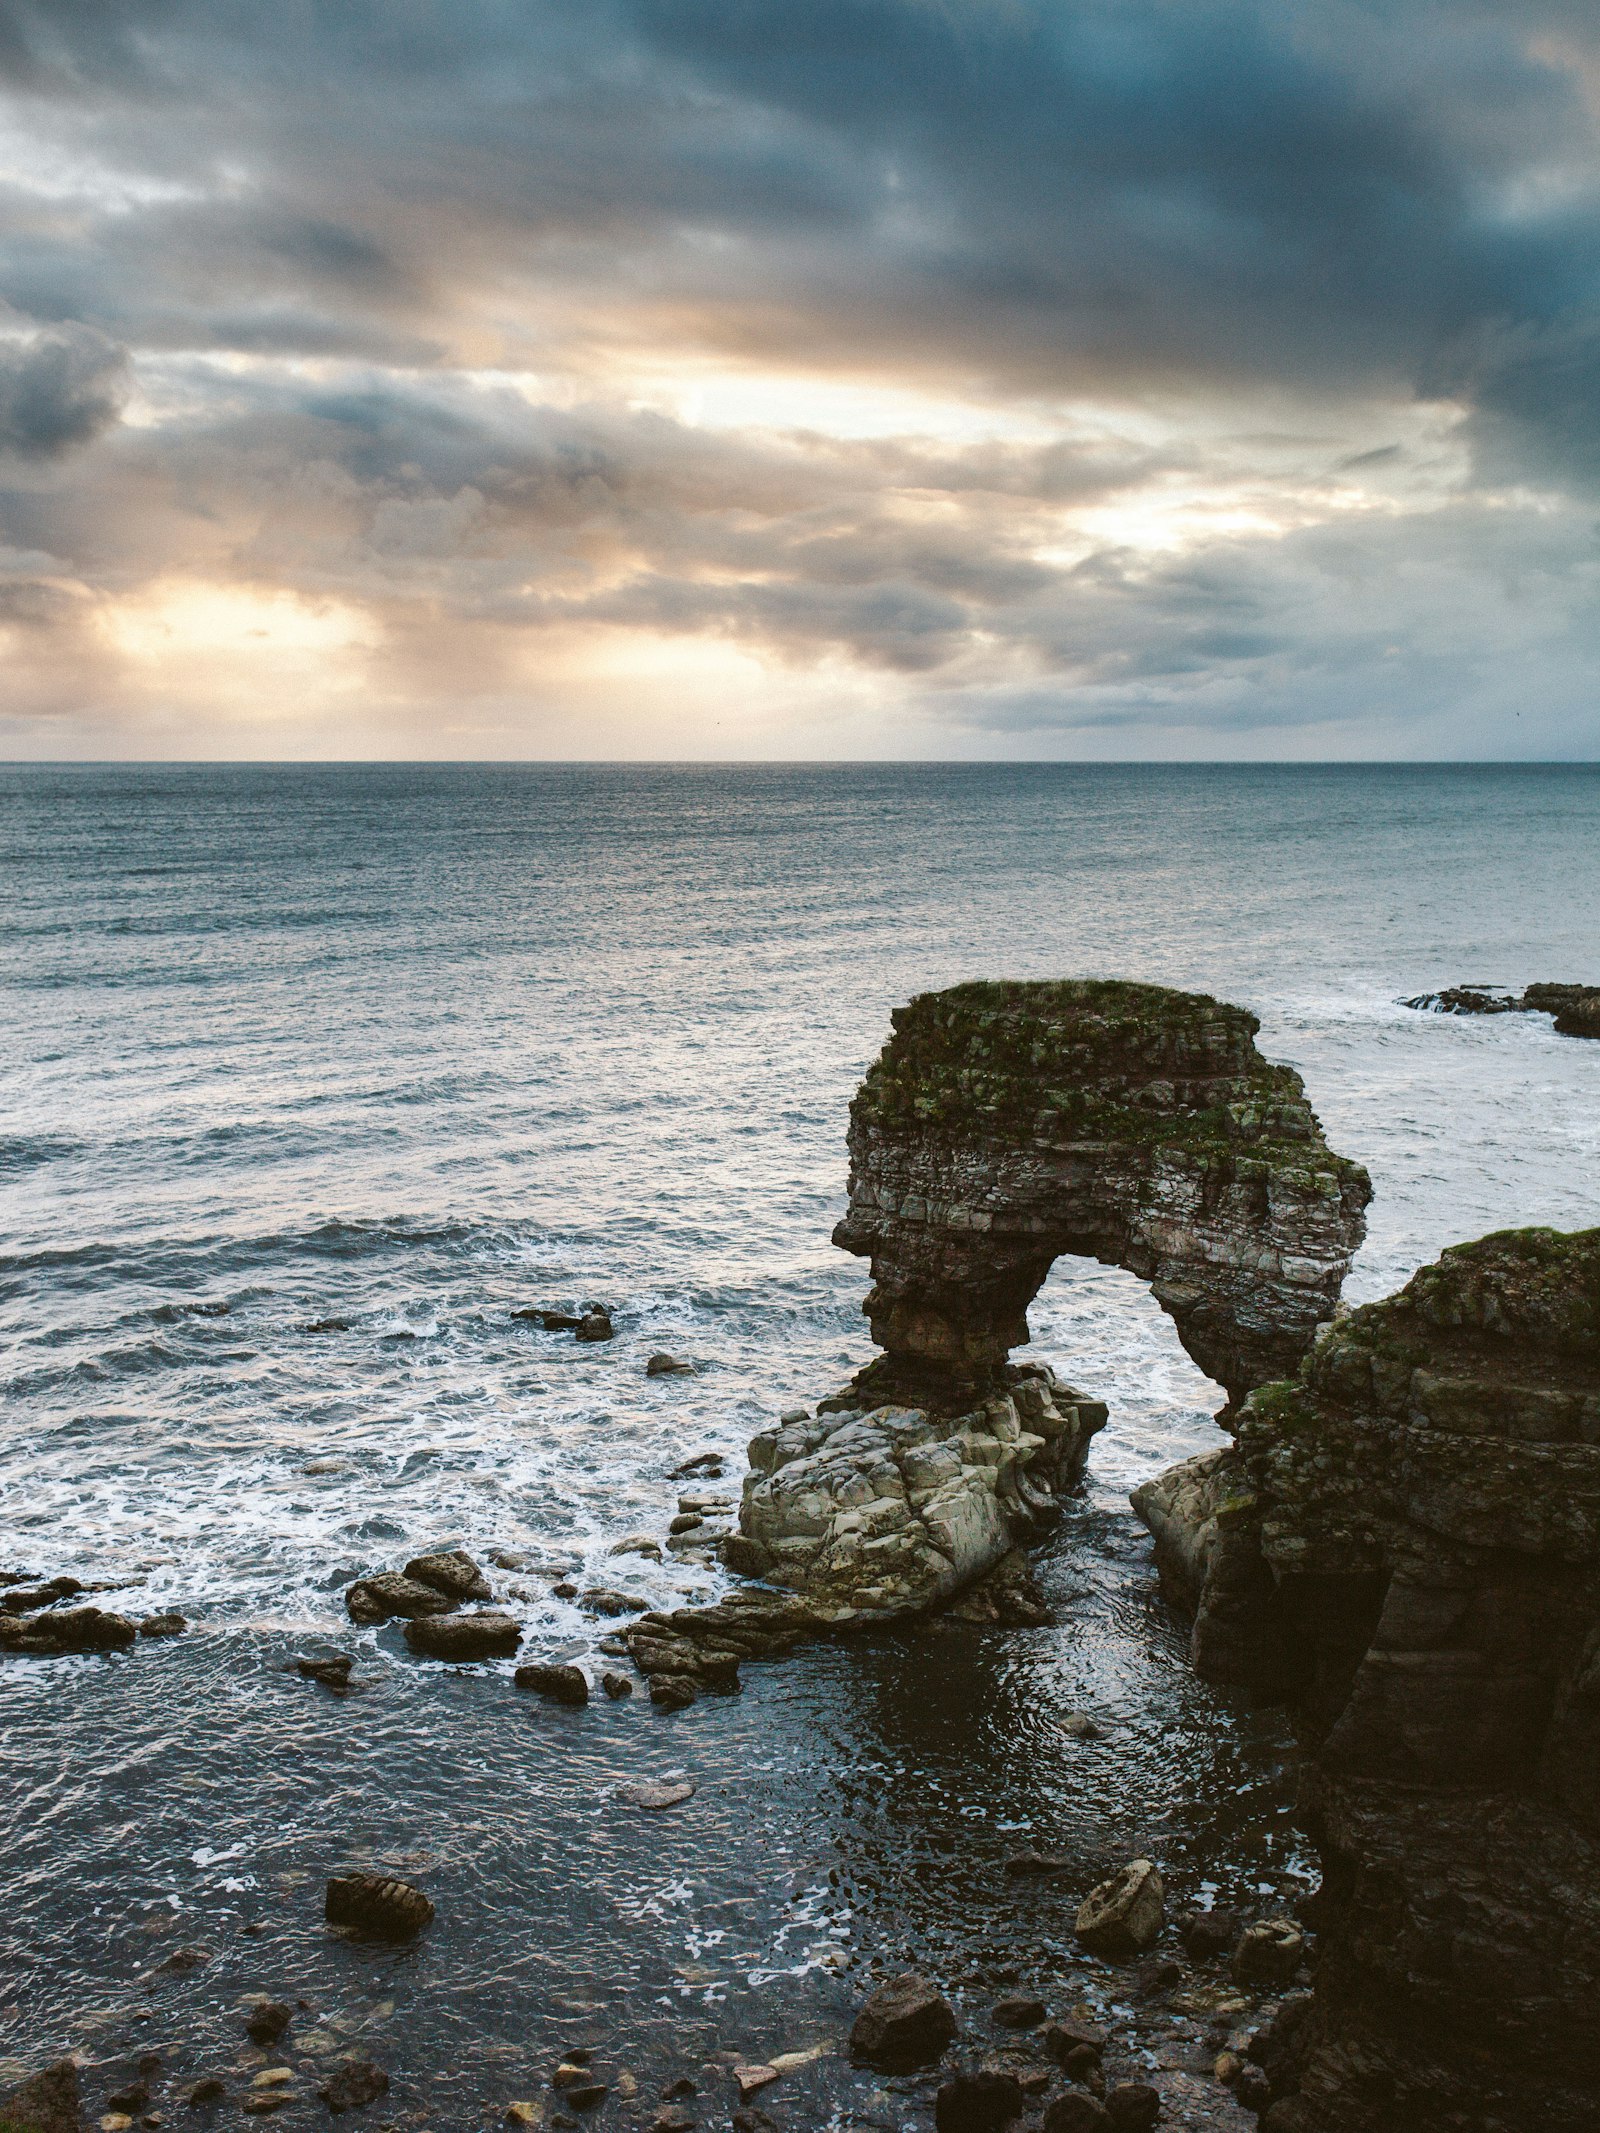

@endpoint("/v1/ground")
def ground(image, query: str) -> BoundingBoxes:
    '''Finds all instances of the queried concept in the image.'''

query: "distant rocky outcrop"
[1139,1227,1600,2132]
[1404,982,1600,1037]
[833,980,1372,1411]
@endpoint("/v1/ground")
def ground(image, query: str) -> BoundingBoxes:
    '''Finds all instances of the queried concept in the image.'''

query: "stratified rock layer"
[833,981,1372,1409]
[1166,1227,1600,2133]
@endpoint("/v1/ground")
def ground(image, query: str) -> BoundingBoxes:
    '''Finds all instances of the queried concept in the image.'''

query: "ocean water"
[3,763,1598,2128]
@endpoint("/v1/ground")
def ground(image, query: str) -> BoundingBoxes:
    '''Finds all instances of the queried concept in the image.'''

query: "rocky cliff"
[833,980,1372,1410]
[1148,1227,1600,2132]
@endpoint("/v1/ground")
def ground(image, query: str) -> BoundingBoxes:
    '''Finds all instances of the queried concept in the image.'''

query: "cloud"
[0,322,128,457]
[0,2,1595,752]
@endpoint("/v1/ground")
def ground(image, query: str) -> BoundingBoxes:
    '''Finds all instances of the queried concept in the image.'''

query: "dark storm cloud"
[0,0,1597,749]
[0,321,127,456]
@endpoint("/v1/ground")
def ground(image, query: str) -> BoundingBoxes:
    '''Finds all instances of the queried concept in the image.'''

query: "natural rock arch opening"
[832,979,1373,1416]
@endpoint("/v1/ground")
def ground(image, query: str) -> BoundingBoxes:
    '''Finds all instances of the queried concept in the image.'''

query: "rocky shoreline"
[7,977,1595,2133]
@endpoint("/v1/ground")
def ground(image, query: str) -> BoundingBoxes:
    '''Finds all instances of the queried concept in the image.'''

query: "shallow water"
[3,764,1598,2127]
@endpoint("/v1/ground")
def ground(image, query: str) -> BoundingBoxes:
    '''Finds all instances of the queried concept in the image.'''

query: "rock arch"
[832,979,1372,1411]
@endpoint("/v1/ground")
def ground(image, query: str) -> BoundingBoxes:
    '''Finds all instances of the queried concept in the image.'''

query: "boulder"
[324,1873,433,1940]
[648,1674,696,1710]
[403,1549,492,1602]
[934,2068,1024,2132]
[574,1309,614,1343]
[0,2060,81,2133]
[601,1670,633,1699]
[1104,2085,1161,2131]
[403,1610,522,1660]
[344,1572,453,1625]
[1,1576,83,1612]
[515,1662,588,1705]
[647,1354,696,1376]
[1041,2097,1112,2133]
[1074,1860,1164,1960]
[579,1589,648,1616]
[850,1973,958,2068]
[296,1654,354,1690]
[139,1612,187,1637]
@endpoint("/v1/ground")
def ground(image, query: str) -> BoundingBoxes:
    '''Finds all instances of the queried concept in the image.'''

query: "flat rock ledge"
[622,1366,1104,1685]
[1404,981,1600,1037]
[1134,1224,1600,2133]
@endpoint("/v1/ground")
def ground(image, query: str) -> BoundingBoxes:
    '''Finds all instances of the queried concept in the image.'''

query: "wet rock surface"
[850,1973,959,2067]
[403,1610,523,1661]
[832,981,1371,1410]
[722,1366,1105,1626]
[1162,1225,1600,2131]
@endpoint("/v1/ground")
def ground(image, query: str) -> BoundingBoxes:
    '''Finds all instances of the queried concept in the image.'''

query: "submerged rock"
[850,1974,958,2068]
[139,1611,187,1637]
[1170,1224,1600,2130]
[515,1662,588,1706]
[403,1610,522,1660]
[647,1353,696,1376]
[833,980,1371,1411]
[318,2058,388,2114]
[296,1653,354,1690]
[324,1872,433,1940]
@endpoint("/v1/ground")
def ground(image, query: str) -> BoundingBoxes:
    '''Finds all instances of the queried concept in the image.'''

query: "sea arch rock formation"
[832,980,1373,1411]
[1142,1227,1600,2132]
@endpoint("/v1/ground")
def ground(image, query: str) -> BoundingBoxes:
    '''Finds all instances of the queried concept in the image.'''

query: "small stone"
[1213,2052,1242,2085]
[303,1320,349,1335]
[1074,1859,1165,1959]
[579,1589,649,1616]
[101,2115,134,2131]
[403,1610,523,1660]
[319,2058,388,2113]
[732,2067,778,2101]
[1134,1957,1182,1996]
[608,1536,663,1561]
[1231,1919,1306,1990]
[504,2106,543,2127]
[515,1662,588,1706]
[404,1549,493,1602]
[661,2078,696,2099]
[601,1670,633,1698]
[615,1778,695,1809]
[991,1995,1046,2029]
[850,1973,958,2068]
[296,1654,355,1689]
[1233,2066,1272,2111]
[250,2072,294,2091]
[551,1581,579,1599]
[668,1515,703,1535]
[1042,2097,1112,2133]
[157,1944,211,1973]
[1057,1713,1102,1739]
[573,1309,614,1344]
[670,1453,725,1477]
[105,2087,150,2115]
[1041,2019,1107,2065]
[324,1872,434,1940]
[555,2085,605,2112]
[186,2081,226,2109]
[934,2068,1024,2132]
[1104,2083,1161,2130]
[1003,1850,1071,1877]
[648,1674,696,1710]
[1177,1910,1239,1962]
[139,1613,187,1638]
[245,2002,292,2045]
[651,2114,695,2133]
[239,2100,284,2119]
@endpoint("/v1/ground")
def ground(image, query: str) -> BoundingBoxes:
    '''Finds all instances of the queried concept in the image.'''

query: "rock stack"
[1140,1226,1600,2132]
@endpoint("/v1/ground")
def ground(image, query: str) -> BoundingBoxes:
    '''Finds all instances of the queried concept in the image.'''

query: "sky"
[0,0,1598,760]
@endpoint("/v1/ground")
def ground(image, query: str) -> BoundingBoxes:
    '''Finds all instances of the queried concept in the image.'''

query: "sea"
[3,763,1598,2129]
